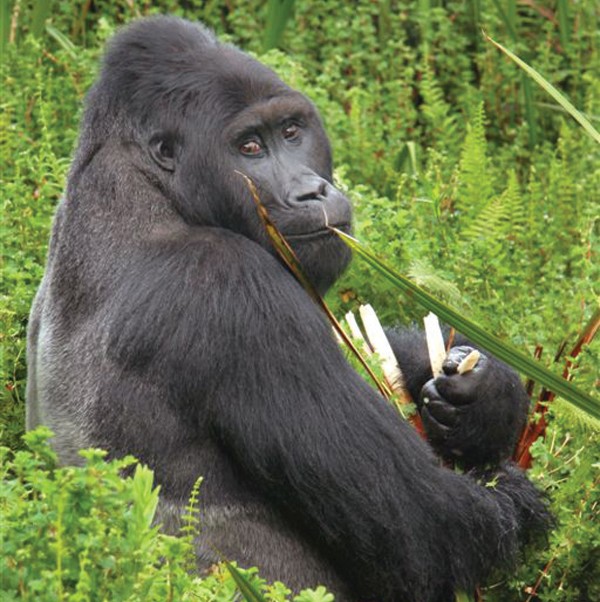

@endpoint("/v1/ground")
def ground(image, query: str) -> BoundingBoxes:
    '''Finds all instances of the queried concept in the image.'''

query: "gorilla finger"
[423,398,458,427]
[421,406,452,442]
[418,379,443,411]
[434,374,478,406]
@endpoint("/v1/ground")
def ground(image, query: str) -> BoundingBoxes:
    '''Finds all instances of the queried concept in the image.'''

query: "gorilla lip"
[285,223,350,241]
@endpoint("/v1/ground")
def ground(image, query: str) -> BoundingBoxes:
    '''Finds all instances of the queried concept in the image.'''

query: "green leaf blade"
[334,229,600,420]
[484,34,600,144]
[225,561,267,602]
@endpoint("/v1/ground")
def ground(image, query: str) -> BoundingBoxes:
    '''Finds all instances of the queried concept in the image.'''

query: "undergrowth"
[0,428,333,602]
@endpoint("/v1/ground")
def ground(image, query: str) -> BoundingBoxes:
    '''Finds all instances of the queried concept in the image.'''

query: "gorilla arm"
[108,228,549,601]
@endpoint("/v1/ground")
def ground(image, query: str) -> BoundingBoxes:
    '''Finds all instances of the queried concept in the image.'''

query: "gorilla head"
[73,17,352,294]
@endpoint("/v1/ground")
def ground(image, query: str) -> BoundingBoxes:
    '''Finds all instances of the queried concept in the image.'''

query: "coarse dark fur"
[27,16,550,602]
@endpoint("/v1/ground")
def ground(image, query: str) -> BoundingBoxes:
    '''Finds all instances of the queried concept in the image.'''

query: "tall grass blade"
[333,229,600,420]
[31,0,51,38]
[0,0,11,54]
[264,0,295,51]
[489,2,537,146]
[556,0,570,51]
[467,0,482,36]
[490,0,516,38]
[45,24,77,59]
[521,75,537,146]
[225,561,267,602]
[485,34,600,144]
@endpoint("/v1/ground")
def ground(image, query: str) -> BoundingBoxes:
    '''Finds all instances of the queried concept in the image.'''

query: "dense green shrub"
[0,428,334,601]
[2,1,598,600]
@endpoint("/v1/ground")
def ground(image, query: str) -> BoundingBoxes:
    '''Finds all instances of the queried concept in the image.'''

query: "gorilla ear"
[149,132,178,172]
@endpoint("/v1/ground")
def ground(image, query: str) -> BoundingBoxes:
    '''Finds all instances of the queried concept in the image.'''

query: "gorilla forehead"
[102,16,291,124]
[225,92,317,139]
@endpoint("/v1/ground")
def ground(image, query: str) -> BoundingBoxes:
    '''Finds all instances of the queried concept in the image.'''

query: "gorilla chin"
[26,15,550,602]
[287,225,352,295]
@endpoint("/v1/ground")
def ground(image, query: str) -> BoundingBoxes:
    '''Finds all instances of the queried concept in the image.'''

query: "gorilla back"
[27,17,549,602]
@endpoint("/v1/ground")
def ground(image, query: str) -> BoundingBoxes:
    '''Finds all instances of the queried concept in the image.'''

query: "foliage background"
[1,1,598,600]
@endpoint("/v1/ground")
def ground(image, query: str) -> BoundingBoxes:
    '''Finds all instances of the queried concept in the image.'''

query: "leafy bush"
[0,428,333,601]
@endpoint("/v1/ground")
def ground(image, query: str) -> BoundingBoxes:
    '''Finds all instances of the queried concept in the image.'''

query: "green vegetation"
[1,1,598,600]
[0,428,333,601]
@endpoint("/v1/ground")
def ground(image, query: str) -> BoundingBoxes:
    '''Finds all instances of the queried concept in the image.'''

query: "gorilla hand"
[418,346,527,467]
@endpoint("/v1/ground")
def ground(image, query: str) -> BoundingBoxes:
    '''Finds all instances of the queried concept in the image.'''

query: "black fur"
[27,17,550,602]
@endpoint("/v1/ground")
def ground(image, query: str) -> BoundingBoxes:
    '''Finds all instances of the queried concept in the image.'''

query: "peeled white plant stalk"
[423,312,446,377]
[423,312,480,376]
[344,311,372,356]
[359,304,408,398]
[457,349,481,374]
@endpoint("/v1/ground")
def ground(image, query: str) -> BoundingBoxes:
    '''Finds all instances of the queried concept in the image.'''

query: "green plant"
[0,428,335,601]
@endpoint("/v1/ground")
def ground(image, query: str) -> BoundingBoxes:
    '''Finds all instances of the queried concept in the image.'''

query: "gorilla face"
[144,40,352,294]
[228,91,353,294]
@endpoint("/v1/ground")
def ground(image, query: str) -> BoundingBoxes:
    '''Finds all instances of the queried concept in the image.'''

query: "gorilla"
[27,16,549,602]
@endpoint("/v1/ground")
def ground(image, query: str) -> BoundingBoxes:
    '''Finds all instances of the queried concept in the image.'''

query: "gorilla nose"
[293,177,328,202]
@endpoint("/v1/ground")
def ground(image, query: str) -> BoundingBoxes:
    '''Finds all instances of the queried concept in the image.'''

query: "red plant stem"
[515,307,600,468]
[524,556,556,602]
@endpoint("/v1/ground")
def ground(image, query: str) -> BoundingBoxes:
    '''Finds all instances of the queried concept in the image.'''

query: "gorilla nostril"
[296,190,320,202]
[295,179,328,202]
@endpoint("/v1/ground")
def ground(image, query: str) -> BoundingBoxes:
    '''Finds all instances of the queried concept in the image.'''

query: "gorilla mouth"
[285,222,351,241]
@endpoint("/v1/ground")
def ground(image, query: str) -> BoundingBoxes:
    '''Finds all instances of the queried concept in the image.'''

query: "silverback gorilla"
[27,16,549,602]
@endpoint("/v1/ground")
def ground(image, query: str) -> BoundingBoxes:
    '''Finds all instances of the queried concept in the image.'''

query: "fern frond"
[407,259,462,306]
[463,170,525,252]
[456,101,492,217]
[419,61,460,153]
[181,476,203,572]
[552,399,600,433]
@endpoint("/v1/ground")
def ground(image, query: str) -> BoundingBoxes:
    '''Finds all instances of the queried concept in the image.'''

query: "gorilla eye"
[158,139,174,159]
[149,132,177,172]
[282,124,300,141]
[240,140,263,156]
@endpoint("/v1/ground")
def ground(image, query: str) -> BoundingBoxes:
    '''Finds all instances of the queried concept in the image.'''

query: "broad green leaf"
[333,229,600,421]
